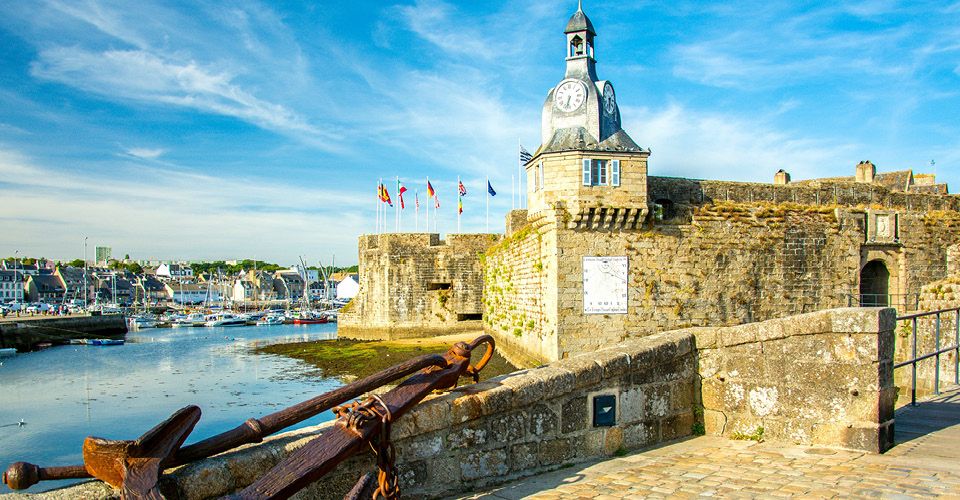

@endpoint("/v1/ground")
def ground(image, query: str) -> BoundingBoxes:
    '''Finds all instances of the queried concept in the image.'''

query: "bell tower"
[527,2,650,230]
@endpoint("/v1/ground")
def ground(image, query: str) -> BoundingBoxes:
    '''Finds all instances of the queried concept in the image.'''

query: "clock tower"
[527,2,650,229]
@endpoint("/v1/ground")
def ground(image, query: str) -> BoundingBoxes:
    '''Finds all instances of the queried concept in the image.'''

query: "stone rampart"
[649,176,960,212]
[486,189,960,362]
[339,233,499,340]
[33,308,894,499]
[691,307,896,452]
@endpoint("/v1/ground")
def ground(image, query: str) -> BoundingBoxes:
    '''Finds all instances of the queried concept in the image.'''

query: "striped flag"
[520,145,532,164]
[380,184,392,206]
[434,193,440,209]
[398,180,408,209]
[458,197,463,214]
[427,180,436,198]
[415,191,420,209]
[488,180,497,196]
[458,180,467,196]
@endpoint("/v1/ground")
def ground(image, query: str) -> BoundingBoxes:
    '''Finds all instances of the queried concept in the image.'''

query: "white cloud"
[0,149,372,263]
[624,103,858,182]
[30,47,337,147]
[125,147,166,160]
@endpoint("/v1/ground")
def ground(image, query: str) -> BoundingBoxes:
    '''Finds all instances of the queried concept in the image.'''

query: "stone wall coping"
[681,307,895,350]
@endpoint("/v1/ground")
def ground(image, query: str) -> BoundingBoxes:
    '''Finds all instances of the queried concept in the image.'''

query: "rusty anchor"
[3,335,495,499]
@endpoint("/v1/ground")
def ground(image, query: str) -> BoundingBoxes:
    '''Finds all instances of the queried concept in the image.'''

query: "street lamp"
[83,237,88,311]
[14,249,20,306]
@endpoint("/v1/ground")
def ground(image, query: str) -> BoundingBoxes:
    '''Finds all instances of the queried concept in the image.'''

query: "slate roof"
[31,274,65,292]
[538,127,645,155]
[565,6,596,35]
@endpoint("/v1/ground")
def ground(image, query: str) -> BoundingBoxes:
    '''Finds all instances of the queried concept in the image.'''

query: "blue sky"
[1,1,958,265]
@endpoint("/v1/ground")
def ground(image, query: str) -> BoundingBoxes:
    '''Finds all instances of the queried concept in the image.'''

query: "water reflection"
[0,323,339,493]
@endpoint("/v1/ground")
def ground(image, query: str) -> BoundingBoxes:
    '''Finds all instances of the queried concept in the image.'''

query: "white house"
[165,283,219,305]
[336,274,360,300]
[156,263,194,280]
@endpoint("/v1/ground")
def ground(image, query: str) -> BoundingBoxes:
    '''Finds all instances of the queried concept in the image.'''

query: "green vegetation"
[256,338,517,381]
[731,426,765,442]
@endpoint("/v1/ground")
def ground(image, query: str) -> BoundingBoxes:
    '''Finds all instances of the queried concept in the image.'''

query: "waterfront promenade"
[461,386,960,499]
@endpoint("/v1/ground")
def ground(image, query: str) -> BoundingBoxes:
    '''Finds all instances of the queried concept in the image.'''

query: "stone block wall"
[488,177,960,363]
[482,219,557,366]
[692,307,896,452]
[339,233,499,340]
[152,330,699,499]
[649,176,960,212]
[527,150,649,228]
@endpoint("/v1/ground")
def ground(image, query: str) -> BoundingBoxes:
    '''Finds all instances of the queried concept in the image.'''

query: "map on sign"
[583,256,628,314]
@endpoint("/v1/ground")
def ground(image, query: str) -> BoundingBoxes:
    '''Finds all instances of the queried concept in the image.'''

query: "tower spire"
[578,0,582,11]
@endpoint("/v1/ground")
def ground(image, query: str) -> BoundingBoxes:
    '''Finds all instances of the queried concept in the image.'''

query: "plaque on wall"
[583,256,628,314]
[866,210,899,244]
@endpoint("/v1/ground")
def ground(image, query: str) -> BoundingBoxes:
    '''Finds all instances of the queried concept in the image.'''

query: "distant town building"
[336,274,360,300]
[0,270,24,302]
[156,263,194,280]
[2,261,39,276]
[24,274,65,303]
[165,283,218,305]
[95,246,112,265]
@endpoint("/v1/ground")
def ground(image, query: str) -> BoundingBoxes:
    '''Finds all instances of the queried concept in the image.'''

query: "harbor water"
[0,323,341,493]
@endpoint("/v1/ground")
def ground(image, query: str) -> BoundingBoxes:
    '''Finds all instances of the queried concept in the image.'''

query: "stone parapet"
[692,307,896,452]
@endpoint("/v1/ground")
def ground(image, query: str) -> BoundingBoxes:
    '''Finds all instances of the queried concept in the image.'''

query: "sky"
[1,0,958,265]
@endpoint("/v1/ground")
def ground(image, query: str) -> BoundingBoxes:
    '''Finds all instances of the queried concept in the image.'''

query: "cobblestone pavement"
[460,389,960,499]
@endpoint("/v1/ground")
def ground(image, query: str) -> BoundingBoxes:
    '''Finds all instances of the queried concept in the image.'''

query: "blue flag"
[487,180,497,196]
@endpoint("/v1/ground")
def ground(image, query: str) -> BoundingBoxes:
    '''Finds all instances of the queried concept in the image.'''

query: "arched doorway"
[859,260,890,307]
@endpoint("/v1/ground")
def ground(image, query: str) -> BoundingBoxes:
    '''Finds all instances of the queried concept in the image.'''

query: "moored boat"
[205,314,248,327]
[0,347,16,357]
[85,339,124,346]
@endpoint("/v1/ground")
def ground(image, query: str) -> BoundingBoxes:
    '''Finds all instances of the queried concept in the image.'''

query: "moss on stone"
[256,338,517,381]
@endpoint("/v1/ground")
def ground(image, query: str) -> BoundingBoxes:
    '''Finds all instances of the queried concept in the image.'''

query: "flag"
[458,197,463,214]
[398,180,408,209]
[381,185,392,206]
[458,180,467,196]
[487,180,497,196]
[434,193,440,209]
[427,180,435,198]
[519,145,532,164]
[415,191,420,209]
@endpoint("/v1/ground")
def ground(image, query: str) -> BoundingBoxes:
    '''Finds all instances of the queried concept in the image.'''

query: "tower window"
[591,160,607,186]
[570,35,584,57]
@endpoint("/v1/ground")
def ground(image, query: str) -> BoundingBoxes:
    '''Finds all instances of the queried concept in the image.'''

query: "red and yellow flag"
[426,180,435,198]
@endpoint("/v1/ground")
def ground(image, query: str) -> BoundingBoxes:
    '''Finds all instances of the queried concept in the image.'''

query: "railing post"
[935,312,941,396]
[912,317,918,406]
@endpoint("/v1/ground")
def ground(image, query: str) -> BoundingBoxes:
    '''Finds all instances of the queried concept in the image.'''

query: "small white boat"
[172,313,206,327]
[205,314,247,327]
[0,348,17,357]
[129,316,157,329]
[256,314,284,326]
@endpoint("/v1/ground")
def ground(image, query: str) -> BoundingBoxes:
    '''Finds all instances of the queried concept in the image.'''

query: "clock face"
[554,80,586,112]
[603,83,616,115]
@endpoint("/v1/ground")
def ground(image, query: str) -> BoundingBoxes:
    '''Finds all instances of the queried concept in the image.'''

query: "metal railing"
[846,292,920,311]
[895,306,960,406]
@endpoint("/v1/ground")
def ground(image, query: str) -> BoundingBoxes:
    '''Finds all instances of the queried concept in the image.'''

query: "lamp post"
[83,237,88,311]
[14,249,20,306]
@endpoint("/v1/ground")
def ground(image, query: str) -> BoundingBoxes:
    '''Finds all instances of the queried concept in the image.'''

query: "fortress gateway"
[340,5,960,367]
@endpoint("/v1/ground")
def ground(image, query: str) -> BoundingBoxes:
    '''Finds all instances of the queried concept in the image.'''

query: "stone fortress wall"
[338,233,500,340]
[484,170,960,365]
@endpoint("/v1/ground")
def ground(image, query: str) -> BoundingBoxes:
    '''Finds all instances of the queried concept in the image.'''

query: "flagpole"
[511,174,515,210]
[485,176,489,233]
[378,177,382,234]
[457,176,461,234]
[375,180,379,234]
[395,176,399,233]
[415,190,419,232]
[518,138,522,209]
